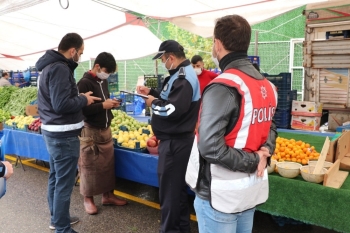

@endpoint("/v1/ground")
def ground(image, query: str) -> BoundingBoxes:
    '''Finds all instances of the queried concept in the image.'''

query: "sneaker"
[49,216,80,230]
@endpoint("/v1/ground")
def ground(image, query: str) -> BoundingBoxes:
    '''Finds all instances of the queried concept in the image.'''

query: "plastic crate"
[326,30,350,39]
[263,73,291,91]
[125,103,135,112]
[273,108,291,129]
[277,90,297,109]
[113,139,148,153]
[248,56,260,66]
[144,74,165,92]
[120,92,134,103]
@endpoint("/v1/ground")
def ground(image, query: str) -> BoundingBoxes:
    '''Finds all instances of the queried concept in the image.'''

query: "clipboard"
[121,90,149,99]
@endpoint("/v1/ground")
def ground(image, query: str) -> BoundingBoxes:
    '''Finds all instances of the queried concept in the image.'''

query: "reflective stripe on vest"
[41,121,84,132]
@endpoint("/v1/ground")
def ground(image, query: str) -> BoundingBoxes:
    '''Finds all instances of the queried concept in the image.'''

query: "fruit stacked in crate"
[144,74,164,93]
[264,73,297,128]
[290,101,323,131]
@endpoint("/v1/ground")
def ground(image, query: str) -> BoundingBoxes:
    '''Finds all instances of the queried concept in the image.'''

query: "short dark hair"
[164,44,186,60]
[191,55,203,64]
[58,33,84,52]
[2,72,8,77]
[214,15,251,53]
[94,52,117,73]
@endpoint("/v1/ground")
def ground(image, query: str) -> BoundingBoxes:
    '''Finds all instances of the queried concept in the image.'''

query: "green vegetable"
[0,86,18,109]
[0,109,11,122]
[3,87,38,116]
[145,78,158,89]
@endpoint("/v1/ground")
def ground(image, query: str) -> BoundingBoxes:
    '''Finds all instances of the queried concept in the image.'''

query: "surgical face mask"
[72,50,81,64]
[211,44,220,68]
[162,56,174,70]
[96,71,109,80]
[194,68,202,76]
[211,56,219,68]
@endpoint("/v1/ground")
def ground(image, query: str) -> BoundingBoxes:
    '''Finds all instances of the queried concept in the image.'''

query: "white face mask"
[96,71,109,80]
[162,57,174,70]
[72,50,81,64]
[194,68,203,76]
[212,44,220,68]
[211,56,219,68]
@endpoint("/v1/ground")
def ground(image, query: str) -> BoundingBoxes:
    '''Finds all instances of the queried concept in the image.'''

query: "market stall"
[1,127,350,232]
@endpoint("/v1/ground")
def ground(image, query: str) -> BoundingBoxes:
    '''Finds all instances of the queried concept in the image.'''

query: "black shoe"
[49,216,79,230]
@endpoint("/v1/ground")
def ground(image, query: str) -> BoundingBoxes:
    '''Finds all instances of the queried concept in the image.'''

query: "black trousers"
[158,136,194,233]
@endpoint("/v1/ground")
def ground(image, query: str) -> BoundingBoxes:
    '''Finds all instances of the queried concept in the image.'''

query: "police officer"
[137,40,200,233]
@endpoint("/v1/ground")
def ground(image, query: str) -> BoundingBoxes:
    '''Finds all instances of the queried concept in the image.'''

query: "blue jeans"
[194,196,255,233]
[44,135,79,233]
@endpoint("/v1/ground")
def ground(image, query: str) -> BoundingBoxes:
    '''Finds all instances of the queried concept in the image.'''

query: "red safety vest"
[186,69,278,214]
[199,68,277,151]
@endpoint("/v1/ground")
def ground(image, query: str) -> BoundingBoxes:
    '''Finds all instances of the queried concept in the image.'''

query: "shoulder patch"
[178,67,186,79]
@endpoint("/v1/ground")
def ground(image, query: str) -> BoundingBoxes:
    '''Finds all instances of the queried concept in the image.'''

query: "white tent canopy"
[0,0,162,70]
[1,0,332,70]
[100,0,330,37]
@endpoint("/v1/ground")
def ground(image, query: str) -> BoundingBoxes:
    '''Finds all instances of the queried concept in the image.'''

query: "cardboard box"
[0,122,3,131]
[25,105,39,117]
[291,115,321,131]
[291,101,323,117]
[328,111,350,130]
[335,130,350,170]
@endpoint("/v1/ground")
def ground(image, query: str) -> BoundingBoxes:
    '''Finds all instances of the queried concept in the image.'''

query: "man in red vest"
[186,15,278,233]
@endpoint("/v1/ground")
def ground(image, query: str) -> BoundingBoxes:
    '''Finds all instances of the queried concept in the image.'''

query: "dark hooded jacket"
[35,50,87,138]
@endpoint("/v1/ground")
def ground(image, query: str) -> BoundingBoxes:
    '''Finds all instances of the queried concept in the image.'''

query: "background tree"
[164,23,216,69]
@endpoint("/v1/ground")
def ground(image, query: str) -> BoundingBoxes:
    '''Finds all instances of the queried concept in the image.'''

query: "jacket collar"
[219,52,263,80]
[169,59,191,76]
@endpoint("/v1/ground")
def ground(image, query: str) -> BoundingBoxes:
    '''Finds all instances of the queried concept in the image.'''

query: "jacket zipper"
[98,81,108,128]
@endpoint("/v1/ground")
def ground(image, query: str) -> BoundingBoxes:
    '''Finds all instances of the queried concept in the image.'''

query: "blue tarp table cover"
[1,129,159,186]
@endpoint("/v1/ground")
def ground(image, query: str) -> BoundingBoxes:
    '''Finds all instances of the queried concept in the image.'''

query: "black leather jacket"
[194,52,278,200]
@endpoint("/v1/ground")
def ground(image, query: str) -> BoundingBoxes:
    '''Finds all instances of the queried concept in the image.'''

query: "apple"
[147,139,157,147]
[150,135,157,141]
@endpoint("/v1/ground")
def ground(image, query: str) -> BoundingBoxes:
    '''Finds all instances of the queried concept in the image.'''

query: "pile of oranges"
[272,137,320,165]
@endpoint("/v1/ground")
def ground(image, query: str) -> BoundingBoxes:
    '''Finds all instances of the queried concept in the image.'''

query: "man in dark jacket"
[137,40,200,233]
[77,52,127,215]
[35,33,100,233]
[186,15,277,233]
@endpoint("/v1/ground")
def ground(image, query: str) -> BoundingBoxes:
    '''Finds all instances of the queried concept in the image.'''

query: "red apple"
[147,139,157,147]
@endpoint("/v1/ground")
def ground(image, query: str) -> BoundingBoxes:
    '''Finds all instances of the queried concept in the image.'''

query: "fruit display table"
[0,128,159,186]
[2,128,350,232]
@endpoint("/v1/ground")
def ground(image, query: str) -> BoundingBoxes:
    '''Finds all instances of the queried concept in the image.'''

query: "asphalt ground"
[0,156,339,233]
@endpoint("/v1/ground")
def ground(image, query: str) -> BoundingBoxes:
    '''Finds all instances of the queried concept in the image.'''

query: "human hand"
[103,99,119,109]
[136,86,150,95]
[14,83,20,87]
[2,161,13,179]
[144,95,156,107]
[256,147,270,177]
[82,91,102,106]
